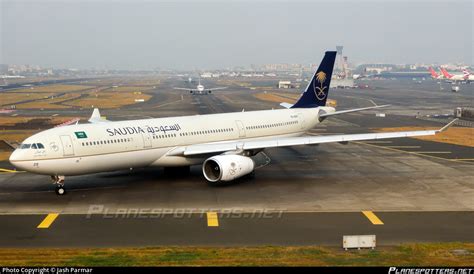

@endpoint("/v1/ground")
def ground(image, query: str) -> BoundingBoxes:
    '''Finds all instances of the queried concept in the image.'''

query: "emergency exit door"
[235,120,246,137]
[142,133,152,149]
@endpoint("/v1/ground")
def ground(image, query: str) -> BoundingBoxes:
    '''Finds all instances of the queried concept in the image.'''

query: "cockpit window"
[19,144,31,149]
[19,143,45,149]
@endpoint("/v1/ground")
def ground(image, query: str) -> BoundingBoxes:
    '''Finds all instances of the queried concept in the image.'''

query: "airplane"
[0,75,25,79]
[462,69,474,82]
[440,67,469,82]
[9,51,457,195]
[174,79,227,94]
[428,67,444,80]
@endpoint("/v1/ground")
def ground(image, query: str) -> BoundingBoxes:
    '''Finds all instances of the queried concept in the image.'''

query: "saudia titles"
[106,124,181,137]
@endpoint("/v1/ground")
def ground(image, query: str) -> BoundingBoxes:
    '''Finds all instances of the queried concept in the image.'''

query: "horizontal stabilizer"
[319,105,390,118]
[280,102,293,109]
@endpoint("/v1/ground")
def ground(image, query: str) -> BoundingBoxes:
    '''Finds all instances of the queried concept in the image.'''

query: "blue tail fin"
[291,51,337,108]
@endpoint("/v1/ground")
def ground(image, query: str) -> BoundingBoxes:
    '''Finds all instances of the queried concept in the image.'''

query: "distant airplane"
[462,69,474,82]
[174,79,227,95]
[428,67,444,80]
[0,75,25,79]
[440,68,470,82]
[9,51,457,195]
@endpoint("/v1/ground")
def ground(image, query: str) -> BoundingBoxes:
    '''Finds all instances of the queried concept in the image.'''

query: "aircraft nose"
[9,149,24,169]
[9,149,19,163]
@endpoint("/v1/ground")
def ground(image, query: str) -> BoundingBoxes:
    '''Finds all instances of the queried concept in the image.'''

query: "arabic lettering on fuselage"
[106,124,181,137]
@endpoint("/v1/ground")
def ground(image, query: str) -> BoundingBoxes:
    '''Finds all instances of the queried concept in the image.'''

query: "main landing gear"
[51,175,66,195]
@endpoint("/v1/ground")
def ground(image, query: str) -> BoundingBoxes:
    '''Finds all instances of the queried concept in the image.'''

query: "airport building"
[278,80,292,88]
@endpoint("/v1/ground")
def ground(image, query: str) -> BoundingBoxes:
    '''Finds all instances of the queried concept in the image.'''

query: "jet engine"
[202,155,255,182]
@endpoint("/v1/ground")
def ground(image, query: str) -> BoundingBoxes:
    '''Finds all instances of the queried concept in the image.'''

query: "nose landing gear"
[51,175,66,195]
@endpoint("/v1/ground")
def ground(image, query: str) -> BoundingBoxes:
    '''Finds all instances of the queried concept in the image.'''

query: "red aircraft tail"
[440,68,453,79]
[428,67,439,78]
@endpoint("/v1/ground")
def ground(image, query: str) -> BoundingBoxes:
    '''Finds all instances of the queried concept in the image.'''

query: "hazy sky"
[1,0,472,69]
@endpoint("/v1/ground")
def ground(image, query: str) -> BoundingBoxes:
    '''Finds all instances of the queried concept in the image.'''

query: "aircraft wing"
[174,87,196,91]
[207,87,227,91]
[168,119,457,156]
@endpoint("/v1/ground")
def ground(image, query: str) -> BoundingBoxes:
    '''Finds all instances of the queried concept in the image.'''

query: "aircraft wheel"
[55,186,66,195]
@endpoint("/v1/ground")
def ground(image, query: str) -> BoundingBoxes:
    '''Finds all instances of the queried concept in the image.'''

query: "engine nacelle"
[202,155,255,182]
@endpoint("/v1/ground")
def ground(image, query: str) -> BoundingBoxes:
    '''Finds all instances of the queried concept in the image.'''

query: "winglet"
[437,118,458,133]
[88,108,108,123]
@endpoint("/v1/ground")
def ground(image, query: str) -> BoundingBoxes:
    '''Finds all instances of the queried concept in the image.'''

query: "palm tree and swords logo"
[313,71,327,100]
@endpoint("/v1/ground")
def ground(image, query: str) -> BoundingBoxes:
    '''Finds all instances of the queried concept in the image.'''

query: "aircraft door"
[235,120,246,138]
[142,133,152,149]
[59,135,75,156]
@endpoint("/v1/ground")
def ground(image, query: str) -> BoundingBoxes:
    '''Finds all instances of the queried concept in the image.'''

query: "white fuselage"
[448,75,467,81]
[196,84,205,92]
[10,107,332,176]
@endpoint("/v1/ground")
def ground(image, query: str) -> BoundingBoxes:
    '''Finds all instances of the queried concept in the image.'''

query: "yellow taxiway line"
[355,141,474,164]
[415,151,452,154]
[206,212,219,227]
[362,141,393,144]
[0,168,21,173]
[362,211,384,225]
[37,213,59,229]
[385,146,421,149]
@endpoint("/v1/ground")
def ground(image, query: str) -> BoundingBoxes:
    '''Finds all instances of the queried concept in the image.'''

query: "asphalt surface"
[0,77,473,247]
[1,212,473,247]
